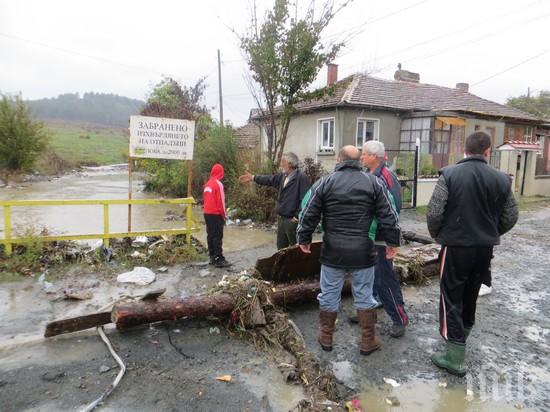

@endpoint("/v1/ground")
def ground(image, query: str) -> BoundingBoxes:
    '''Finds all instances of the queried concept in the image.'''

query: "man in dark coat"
[297,145,401,355]
[427,131,518,376]
[239,152,310,249]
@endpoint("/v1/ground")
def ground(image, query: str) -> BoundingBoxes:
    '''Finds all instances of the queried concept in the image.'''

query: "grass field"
[36,119,129,174]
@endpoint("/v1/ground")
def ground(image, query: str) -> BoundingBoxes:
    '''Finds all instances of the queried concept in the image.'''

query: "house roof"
[233,123,260,148]
[252,73,540,122]
[497,141,542,151]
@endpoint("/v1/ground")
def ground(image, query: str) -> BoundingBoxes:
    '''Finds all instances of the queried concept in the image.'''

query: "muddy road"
[1,199,549,411]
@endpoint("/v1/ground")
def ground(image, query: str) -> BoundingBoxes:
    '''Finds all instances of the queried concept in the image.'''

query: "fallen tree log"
[402,230,434,245]
[112,280,351,331]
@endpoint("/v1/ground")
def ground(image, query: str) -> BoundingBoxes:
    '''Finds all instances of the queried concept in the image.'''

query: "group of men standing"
[204,130,518,377]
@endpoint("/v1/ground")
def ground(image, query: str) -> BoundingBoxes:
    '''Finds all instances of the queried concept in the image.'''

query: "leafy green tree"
[241,0,350,166]
[0,94,49,184]
[507,90,550,119]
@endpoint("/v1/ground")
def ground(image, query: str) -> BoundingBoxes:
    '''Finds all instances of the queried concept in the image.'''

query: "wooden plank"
[44,312,112,338]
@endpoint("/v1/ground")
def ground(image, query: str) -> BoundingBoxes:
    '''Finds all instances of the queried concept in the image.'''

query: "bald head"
[338,145,360,162]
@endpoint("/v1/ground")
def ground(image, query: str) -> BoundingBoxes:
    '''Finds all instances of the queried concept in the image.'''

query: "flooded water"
[0,165,274,252]
[358,380,527,411]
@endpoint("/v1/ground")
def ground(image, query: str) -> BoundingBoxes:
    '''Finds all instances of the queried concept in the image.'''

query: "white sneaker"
[479,284,493,296]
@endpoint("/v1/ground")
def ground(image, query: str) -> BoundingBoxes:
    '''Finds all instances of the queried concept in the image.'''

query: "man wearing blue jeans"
[298,146,401,355]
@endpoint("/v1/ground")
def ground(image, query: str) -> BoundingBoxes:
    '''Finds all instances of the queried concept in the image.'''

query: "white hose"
[79,326,126,412]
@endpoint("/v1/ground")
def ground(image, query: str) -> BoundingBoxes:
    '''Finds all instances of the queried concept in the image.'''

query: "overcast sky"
[1,0,549,126]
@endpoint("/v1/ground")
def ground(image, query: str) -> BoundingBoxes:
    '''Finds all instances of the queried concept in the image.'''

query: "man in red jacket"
[203,163,230,268]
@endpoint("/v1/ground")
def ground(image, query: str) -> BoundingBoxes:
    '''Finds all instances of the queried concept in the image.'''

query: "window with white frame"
[356,118,379,147]
[318,118,335,151]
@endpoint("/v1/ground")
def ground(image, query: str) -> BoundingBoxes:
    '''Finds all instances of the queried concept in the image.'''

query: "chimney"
[394,69,420,83]
[456,82,469,92]
[327,63,338,86]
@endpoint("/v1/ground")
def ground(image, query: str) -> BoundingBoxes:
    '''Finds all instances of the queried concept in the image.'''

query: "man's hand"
[238,171,253,184]
[291,217,298,223]
[386,246,398,260]
[299,244,311,254]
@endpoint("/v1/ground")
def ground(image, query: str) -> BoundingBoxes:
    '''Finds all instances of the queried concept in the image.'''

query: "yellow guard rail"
[1,198,199,256]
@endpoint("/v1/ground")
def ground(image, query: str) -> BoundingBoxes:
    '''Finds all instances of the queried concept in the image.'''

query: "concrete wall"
[416,178,438,206]
[283,108,401,170]
[464,118,505,146]
[522,151,550,197]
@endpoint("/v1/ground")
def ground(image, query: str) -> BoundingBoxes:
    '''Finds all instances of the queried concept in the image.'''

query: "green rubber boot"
[431,341,466,377]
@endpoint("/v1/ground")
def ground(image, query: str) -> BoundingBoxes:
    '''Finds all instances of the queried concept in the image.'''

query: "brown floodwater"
[0,166,275,252]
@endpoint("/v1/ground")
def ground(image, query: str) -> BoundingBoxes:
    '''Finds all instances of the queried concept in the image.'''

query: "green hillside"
[36,120,129,174]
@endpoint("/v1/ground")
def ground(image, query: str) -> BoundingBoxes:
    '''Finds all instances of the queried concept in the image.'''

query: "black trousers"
[438,246,493,344]
[204,214,225,261]
[373,245,409,326]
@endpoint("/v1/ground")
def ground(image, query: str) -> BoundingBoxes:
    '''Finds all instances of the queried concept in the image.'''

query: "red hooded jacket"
[203,163,226,218]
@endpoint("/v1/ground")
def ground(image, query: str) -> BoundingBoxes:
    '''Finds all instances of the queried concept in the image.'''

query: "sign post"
[128,115,196,233]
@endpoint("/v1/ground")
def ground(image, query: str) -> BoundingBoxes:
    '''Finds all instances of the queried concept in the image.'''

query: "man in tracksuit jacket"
[427,131,518,376]
[361,140,409,338]
[203,163,230,268]
[297,145,401,356]
[239,152,310,249]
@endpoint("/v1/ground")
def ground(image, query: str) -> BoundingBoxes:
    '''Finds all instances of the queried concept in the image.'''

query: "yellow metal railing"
[0,198,199,256]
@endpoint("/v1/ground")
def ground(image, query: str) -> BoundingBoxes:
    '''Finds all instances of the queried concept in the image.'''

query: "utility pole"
[217,49,224,126]
[527,86,531,98]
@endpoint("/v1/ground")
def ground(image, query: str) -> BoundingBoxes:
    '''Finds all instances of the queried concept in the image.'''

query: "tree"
[139,77,214,196]
[507,90,550,119]
[0,94,49,184]
[241,0,350,167]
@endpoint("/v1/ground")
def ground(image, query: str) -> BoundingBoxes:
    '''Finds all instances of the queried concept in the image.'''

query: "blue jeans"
[318,264,378,312]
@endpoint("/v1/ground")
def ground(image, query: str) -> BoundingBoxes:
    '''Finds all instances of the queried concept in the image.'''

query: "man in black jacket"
[297,145,401,355]
[427,131,518,377]
[239,152,310,249]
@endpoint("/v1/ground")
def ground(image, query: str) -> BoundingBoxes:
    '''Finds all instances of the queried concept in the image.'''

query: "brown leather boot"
[318,310,337,351]
[357,309,381,355]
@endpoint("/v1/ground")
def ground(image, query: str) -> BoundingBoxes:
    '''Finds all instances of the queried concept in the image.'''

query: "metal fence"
[385,145,419,209]
[1,198,199,256]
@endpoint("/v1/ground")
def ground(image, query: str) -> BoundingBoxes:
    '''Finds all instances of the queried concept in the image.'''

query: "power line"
[471,48,550,87]
[370,10,550,76]
[0,31,166,77]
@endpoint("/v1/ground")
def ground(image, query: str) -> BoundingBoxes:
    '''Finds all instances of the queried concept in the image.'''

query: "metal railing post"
[3,205,12,256]
[103,203,110,248]
[185,199,193,244]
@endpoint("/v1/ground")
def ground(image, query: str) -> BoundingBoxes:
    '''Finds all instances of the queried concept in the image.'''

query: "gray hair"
[363,140,385,160]
[283,152,299,169]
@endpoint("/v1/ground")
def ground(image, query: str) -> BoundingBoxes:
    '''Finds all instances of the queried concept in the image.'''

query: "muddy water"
[0,166,274,252]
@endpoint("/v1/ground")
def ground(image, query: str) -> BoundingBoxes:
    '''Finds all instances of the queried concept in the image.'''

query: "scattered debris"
[130,251,146,259]
[99,365,111,374]
[384,396,400,406]
[466,388,475,402]
[38,272,54,291]
[345,399,364,412]
[479,284,493,296]
[438,379,448,388]
[131,236,149,247]
[63,290,94,300]
[148,239,166,249]
[209,327,221,335]
[383,377,400,387]
[215,375,232,382]
[157,266,168,273]
[116,267,156,285]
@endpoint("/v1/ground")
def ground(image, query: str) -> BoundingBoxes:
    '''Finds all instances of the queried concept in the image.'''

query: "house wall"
[522,151,550,197]
[416,178,438,206]
[465,118,505,147]
[284,108,401,170]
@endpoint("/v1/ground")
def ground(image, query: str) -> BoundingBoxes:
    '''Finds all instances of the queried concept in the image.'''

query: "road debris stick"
[44,288,167,338]
[112,280,352,330]
[79,326,126,412]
